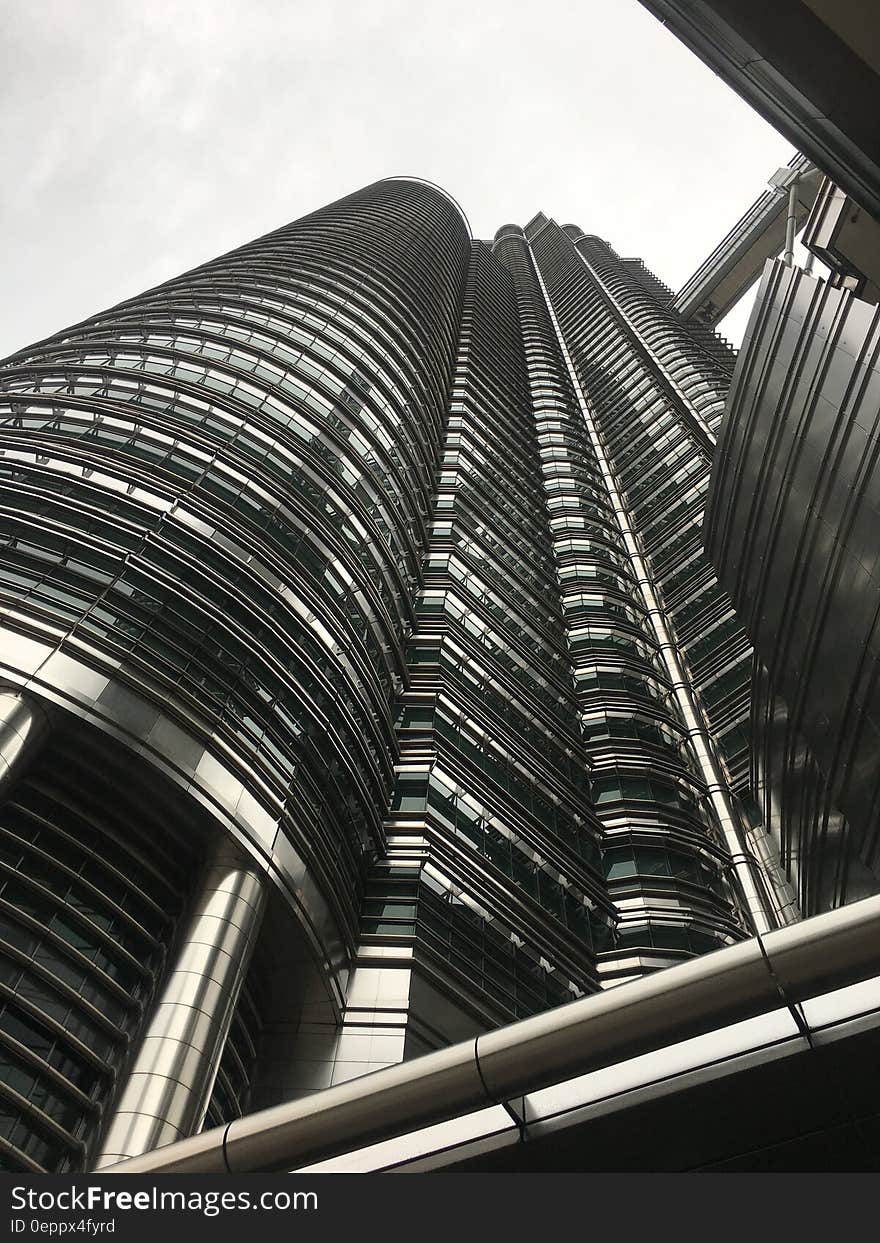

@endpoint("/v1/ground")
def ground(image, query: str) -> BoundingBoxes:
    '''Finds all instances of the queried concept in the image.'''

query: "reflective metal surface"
[368,234,615,1041]
[0,176,822,1170]
[523,234,781,935]
[707,261,880,912]
[102,894,880,1173]
[95,841,266,1167]
[489,220,777,979]
[570,236,721,450]
[0,718,198,1172]
[327,975,880,1171]
[0,688,49,798]
[0,178,474,1008]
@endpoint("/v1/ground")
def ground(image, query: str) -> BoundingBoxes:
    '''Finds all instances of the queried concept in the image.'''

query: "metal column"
[0,688,50,798]
[95,840,267,1167]
[783,178,799,266]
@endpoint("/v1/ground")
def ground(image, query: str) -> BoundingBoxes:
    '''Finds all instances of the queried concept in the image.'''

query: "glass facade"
[492,221,754,972]
[0,178,792,1170]
[373,240,614,1028]
[0,724,198,1172]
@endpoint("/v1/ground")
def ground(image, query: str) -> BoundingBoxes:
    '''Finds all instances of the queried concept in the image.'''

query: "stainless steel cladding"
[706,260,880,913]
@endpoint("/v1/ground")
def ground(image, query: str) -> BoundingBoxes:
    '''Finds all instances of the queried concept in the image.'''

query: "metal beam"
[101,894,880,1174]
[673,154,821,324]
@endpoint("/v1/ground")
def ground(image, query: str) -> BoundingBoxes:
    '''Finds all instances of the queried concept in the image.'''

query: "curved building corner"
[0,177,473,1171]
[0,174,804,1175]
[706,258,880,913]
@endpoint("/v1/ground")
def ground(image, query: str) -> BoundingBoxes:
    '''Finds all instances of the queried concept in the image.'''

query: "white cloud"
[0,0,794,355]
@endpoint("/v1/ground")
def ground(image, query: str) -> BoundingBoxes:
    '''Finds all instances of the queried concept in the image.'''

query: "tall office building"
[0,178,792,1174]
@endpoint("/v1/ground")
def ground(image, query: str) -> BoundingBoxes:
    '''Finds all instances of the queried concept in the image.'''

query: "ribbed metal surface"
[706,260,880,912]
[0,177,470,961]
[102,894,880,1174]
[368,239,615,1031]
[0,726,195,1173]
[532,226,760,801]
[95,843,266,1166]
[494,220,788,968]
[0,178,472,1165]
[0,178,804,1170]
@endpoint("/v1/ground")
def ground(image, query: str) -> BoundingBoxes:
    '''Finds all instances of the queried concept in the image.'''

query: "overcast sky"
[0,0,795,358]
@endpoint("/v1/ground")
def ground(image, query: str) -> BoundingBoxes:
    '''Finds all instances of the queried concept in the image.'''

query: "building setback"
[0,179,792,1173]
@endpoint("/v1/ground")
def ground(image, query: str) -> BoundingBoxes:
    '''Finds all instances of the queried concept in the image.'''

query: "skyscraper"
[0,178,793,1174]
